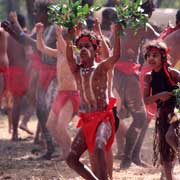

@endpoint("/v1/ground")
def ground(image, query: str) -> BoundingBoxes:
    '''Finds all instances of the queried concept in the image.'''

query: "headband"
[78,36,98,47]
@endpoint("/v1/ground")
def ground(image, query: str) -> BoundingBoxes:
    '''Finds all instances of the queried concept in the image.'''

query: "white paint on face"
[80,48,91,59]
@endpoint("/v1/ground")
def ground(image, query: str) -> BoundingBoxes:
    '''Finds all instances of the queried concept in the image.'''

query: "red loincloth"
[52,90,80,116]
[115,61,140,75]
[77,98,116,153]
[8,66,29,97]
[30,51,56,90]
[30,51,42,72]
[39,63,56,90]
[0,66,9,98]
[139,65,157,120]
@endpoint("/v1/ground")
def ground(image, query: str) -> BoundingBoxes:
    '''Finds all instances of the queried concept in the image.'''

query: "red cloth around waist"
[39,63,56,90]
[8,66,29,97]
[30,51,56,90]
[77,98,116,153]
[30,51,42,71]
[52,90,80,116]
[115,61,140,75]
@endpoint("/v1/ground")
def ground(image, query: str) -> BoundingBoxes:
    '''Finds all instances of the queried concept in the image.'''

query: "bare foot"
[114,153,124,160]
[19,124,33,135]
[120,157,132,170]
[11,134,19,141]
[132,158,151,168]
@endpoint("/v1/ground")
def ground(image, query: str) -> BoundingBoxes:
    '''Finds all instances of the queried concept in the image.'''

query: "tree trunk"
[6,0,20,13]
[25,0,35,29]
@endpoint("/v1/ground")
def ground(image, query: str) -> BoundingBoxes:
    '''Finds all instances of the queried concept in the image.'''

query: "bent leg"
[121,75,147,169]
[66,129,97,180]
[91,121,112,180]
[132,118,150,167]
[165,122,179,153]
[56,100,74,160]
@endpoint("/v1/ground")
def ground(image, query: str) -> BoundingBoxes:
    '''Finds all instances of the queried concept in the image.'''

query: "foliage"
[172,88,180,112]
[48,0,100,28]
[115,0,148,31]
[160,1,180,8]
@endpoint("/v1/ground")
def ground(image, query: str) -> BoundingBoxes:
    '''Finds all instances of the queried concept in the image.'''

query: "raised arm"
[36,23,57,58]
[1,14,36,48]
[66,28,78,74]
[93,19,110,59]
[103,23,121,69]
[56,26,66,56]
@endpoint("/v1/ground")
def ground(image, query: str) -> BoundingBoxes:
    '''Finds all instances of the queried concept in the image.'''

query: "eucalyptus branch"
[115,0,148,32]
[48,0,100,28]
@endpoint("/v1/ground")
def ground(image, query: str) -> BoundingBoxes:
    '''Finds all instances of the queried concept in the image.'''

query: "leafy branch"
[115,0,148,31]
[48,0,100,28]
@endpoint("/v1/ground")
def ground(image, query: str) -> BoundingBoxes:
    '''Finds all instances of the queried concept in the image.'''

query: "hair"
[141,0,155,18]
[75,30,101,50]
[34,0,53,13]
[176,9,180,25]
[101,8,117,30]
[17,14,26,28]
[143,40,169,62]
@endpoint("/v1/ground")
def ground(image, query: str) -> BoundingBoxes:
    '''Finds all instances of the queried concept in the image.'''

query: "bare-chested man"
[36,23,80,161]
[6,13,30,141]
[0,25,9,129]
[65,23,120,180]
[112,1,160,168]
[1,0,57,159]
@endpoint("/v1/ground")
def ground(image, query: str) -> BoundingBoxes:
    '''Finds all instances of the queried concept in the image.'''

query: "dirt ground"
[0,114,180,180]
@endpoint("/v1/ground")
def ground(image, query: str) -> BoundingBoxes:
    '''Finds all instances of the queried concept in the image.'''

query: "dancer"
[143,40,180,180]
[36,23,80,161]
[66,23,120,180]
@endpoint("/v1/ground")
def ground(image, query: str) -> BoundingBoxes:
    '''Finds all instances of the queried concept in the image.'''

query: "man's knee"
[66,152,78,169]
[131,112,147,129]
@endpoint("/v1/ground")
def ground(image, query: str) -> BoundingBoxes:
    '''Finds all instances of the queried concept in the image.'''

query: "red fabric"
[39,63,56,90]
[159,23,180,40]
[0,66,9,98]
[139,65,157,120]
[8,66,29,97]
[115,61,140,75]
[30,51,56,90]
[52,90,80,116]
[77,98,116,153]
[30,51,42,71]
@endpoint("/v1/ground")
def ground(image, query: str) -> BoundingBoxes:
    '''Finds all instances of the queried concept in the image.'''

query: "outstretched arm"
[103,23,121,69]
[1,12,36,48]
[36,23,57,58]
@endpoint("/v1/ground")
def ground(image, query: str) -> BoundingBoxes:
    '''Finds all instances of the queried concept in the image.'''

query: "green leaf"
[115,0,148,32]
[48,0,101,28]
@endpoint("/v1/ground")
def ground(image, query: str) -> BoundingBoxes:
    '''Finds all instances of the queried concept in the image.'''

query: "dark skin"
[66,24,120,180]
[0,26,10,132]
[113,22,159,168]
[1,1,57,159]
